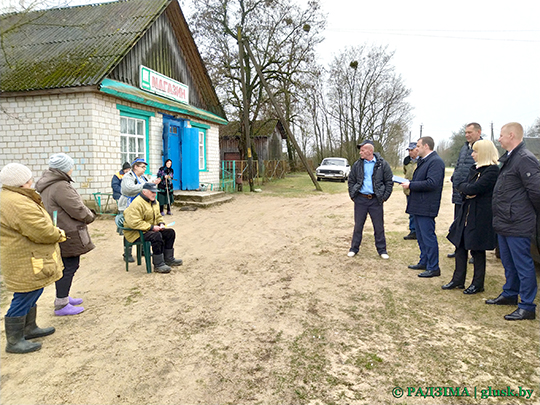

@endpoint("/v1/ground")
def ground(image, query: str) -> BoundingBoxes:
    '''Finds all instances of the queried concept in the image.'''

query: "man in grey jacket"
[448,123,482,258]
[486,122,540,321]
[347,140,393,259]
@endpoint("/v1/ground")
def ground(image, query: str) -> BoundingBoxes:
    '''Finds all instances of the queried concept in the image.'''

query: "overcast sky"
[60,0,540,145]
[313,0,540,144]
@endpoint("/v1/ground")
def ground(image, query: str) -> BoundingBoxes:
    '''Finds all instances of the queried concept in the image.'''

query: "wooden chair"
[115,214,152,273]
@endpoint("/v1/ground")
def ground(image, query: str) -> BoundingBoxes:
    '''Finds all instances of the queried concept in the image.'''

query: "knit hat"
[49,153,74,173]
[0,163,33,187]
[122,162,131,170]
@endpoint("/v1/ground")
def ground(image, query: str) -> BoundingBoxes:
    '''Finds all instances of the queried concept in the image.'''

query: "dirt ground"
[1,174,539,405]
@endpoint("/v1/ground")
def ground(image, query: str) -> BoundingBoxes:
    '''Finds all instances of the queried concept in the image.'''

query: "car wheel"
[340,178,345,182]
[317,177,321,181]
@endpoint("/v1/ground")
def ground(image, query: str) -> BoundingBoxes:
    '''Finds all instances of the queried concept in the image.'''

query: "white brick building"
[0,0,227,200]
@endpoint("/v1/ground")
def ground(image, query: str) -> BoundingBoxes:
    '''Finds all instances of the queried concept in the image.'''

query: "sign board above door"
[140,65,189,104]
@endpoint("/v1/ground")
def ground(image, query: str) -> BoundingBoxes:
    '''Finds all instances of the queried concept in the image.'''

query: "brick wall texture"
[0,92,222,200]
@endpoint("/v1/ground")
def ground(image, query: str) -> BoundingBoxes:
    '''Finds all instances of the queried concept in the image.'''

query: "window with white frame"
[120,116,145,165]
[198,129,206,170]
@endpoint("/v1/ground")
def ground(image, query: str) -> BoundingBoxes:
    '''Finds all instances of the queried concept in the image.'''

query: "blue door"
[162,116,199,190]
[163,121,181,190]
[180,127,199,190]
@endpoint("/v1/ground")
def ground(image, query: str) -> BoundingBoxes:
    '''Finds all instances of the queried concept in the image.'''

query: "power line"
[326,28,540,43]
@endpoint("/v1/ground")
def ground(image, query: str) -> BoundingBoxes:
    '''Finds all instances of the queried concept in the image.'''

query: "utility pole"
[491,121,494,142]
[420,123,423,138]
[242,38,322,191]
[237,27,254,192]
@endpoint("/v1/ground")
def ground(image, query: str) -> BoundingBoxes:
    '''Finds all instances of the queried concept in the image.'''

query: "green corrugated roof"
[100,78,227,125]
[0,0,169,91]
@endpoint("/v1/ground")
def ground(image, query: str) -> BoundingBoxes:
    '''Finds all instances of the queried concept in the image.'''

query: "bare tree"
[326,45,413,164]
[526,117,540,137]
[189,0,324,169]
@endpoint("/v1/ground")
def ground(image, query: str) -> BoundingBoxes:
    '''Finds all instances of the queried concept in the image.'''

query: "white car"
[315,157,351,182]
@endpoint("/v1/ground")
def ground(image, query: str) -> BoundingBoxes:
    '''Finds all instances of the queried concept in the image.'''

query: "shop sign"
[140,65,189,104]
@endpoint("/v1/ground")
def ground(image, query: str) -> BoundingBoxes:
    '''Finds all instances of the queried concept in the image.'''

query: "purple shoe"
[69,297,83,306]
[55,304,84,316]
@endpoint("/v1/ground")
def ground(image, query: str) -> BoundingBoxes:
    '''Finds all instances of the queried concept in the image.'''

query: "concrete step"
[172,190,234,208]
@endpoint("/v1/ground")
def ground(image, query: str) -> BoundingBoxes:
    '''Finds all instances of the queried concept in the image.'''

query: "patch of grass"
[352,352,383,370]
[249,173,348,197]
[124,287,141,306]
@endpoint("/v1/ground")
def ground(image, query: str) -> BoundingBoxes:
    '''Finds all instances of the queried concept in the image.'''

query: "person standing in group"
[448,123,482,258]
[347,140,393,260]
[401,136,445,278]
[35,153,96,316]
[403,142,419,240]
[486,122,540,321]
[111,162,131,201]
[444,140,499,294]
[157,159,174,215]
[0,163,65,353]
[118,157,160,213]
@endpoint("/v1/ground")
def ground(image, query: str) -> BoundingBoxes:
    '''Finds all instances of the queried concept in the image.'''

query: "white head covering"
[0,163,33,187]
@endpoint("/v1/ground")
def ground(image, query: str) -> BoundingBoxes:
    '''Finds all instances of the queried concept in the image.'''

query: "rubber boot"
[24,306,55,339]
[164,248,183,267]
[152,254,172,273]
[5,316,42,354]
[123,245,135,263]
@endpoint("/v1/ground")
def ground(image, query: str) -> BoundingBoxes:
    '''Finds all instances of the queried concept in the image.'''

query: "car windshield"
[322,159,346,166]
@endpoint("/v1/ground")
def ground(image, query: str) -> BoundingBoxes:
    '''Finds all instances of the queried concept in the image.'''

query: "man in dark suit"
[486,122,540,321]
[401,137,446,277]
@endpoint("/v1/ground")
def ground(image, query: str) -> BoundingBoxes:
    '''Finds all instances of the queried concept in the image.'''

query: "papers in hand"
[166,222,175,227]
[392,175,407,184]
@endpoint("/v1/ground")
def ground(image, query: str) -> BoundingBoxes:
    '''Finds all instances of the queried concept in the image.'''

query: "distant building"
[524,138,540,160]
[0,0,227,198]
[219,120,286,162]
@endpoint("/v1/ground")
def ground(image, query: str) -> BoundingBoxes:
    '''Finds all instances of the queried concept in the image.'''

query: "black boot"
[123,245,135,263]
[5,316,42,354]
[152,253,172,273]
[164,249,183,267]
[403,231,417,240]
[24,306,55,339]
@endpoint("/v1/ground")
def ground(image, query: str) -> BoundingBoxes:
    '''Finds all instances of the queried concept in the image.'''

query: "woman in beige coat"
[35,153,96,316]
[0,163,65,353]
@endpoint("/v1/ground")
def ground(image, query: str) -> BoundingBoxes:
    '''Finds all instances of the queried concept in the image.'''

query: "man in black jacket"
[347,140,393,259]
[448,123,482,258]
[401,137,445,277]
[486,122,540,321]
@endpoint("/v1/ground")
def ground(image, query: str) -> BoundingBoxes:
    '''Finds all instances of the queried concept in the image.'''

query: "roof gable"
[0,0,169,91]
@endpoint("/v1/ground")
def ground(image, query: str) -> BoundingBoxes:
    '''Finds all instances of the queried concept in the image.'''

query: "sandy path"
[1,175,537,405]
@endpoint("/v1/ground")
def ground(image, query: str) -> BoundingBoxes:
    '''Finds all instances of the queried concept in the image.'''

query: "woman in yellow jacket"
[0,163,65,353]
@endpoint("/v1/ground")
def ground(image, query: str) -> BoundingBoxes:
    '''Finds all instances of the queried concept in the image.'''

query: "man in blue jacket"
[401,136,445,277]
[486,122,540,321]
[347,140,393,259]
[111,162,131,201]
